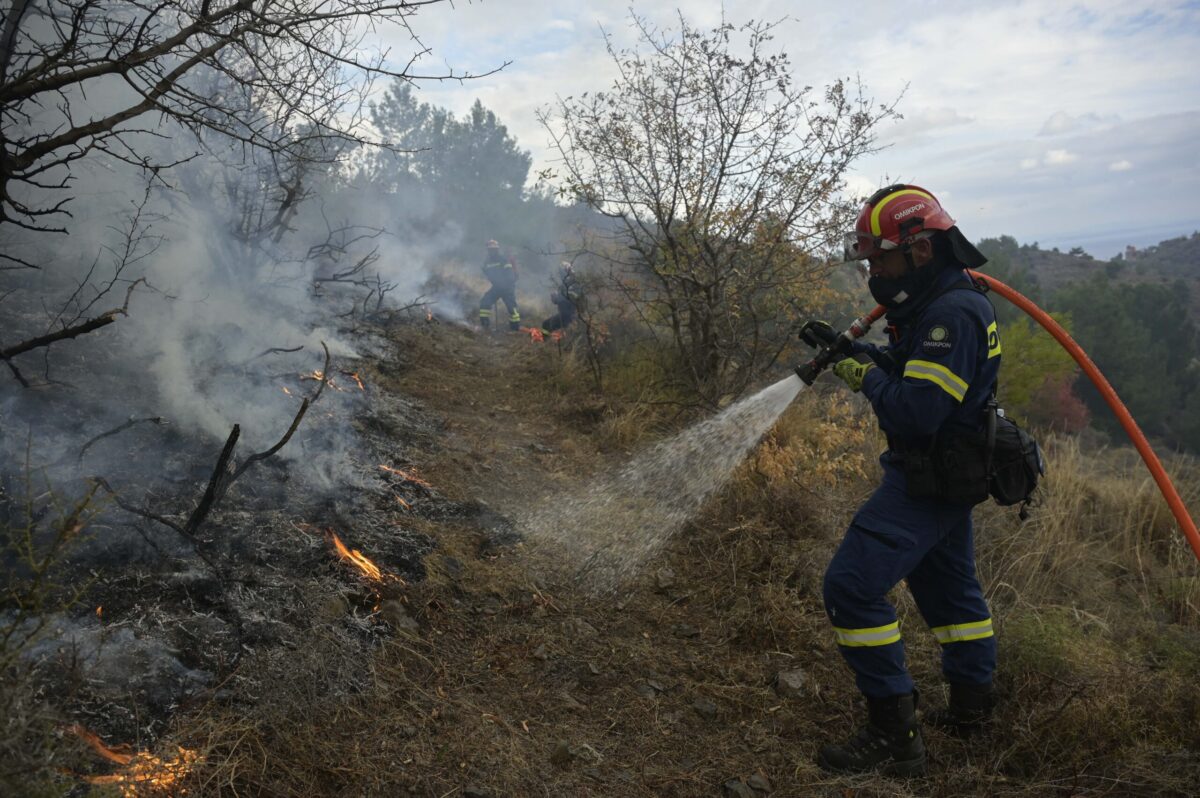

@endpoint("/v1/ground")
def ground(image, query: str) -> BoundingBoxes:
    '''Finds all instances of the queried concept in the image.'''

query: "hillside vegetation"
[978,235,1200,452]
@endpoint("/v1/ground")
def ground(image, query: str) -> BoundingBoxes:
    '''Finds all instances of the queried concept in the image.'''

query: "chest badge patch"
[922,324,953,356]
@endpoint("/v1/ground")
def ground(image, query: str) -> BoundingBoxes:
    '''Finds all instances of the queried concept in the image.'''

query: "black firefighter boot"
[817,693,926,776]
[924,681,995,736]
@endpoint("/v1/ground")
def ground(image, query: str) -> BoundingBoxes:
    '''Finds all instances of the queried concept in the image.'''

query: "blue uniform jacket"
[854,267,1002,488]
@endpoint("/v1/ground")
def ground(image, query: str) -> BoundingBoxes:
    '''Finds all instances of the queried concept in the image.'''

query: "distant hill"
[977,232,1200,321]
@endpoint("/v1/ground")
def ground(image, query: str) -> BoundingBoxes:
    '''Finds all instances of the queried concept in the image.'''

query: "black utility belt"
[893,432,990,506]
[892,408,1044,510]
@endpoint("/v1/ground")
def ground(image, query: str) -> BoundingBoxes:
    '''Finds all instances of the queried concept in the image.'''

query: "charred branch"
[0,279,143,381]
[182,424,241,538]
[0,0,506,235]
[77,416,167,464]
[251,345,305,360]
[90,342,331,549]
[231,342,330,482]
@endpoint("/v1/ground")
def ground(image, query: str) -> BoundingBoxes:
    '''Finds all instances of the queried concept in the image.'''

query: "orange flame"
[519,326,544,343]
[301,370,344,391]
[281,385,293,396]
[394,495,411,510]
[426,308,434,322]
[339,370,366,391]
[70,725,199,797]
[327,531,383,581]
[379,464,432,489]
[95,606,103,618]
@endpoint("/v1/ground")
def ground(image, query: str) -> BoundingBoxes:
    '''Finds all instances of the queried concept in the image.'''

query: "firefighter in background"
[478,239,521,331]
[540,261,582,337]
[806,185,999,776]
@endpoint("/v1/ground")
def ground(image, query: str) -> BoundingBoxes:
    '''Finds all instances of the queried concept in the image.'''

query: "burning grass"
[71,725,200,797]
[379,463,433,489]
[325,529,404,586]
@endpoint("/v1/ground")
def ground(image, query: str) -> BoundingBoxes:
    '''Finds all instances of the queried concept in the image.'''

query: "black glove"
[799,320,839,350]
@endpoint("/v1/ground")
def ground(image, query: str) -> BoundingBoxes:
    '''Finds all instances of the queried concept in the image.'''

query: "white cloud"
[360,0,1200,253]
[1109,159,1133,171]
[1044,149,1079,166]
[843,175,881,200]
[885,107,974,145]
[1039,110,1121,136]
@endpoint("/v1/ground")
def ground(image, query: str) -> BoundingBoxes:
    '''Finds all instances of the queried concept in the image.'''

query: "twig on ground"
[78,417,167,463]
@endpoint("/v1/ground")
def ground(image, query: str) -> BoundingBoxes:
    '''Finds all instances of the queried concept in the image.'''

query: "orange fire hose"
[965,270,1200,563]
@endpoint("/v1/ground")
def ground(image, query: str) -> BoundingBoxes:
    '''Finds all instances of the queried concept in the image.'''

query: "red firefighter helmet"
[844,184,956,261]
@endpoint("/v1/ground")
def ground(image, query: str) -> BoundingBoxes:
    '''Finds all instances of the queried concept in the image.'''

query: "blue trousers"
[822,463,996,698]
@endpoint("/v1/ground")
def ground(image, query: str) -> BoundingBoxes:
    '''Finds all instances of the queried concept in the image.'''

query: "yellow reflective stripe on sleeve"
[932,618,994,644]
[987,321,1002,359]
[870,189,935,236]
[903,359,968,402]
[833,621,902,648]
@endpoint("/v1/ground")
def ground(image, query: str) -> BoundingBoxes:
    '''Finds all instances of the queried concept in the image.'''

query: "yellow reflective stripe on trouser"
[986,321,1002,358]
[903,359,968,402]
[510,310,521,322]
[932,618,993,644]
[479,309,493,318]
[833,621,901,648]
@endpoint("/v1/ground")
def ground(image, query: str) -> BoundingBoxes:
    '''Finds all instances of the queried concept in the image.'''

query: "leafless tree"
[540,13,899,406]
[0,0,494,374]
[0,0,493,251]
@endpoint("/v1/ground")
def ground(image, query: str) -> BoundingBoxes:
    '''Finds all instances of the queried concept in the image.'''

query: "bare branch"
[78,416,168,463]
[0,278,143,363]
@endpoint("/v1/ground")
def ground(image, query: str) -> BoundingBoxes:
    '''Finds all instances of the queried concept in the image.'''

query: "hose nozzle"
[794,306,887,385]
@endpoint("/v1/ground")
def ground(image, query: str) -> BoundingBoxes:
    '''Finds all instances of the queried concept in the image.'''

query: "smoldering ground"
[0,99,559,775]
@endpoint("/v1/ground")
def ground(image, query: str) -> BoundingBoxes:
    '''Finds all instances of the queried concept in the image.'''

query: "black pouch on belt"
[899,444,942,501]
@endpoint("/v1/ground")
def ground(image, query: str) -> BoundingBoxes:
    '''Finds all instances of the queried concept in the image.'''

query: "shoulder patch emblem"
[922,324,953,356]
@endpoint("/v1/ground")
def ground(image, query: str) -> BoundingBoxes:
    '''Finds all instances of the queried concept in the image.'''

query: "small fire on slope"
[519,326,545,343]
[70,724,199,797]
[327,530,383,581]
[301,369,344,391]
[338,369,366,391]
[378,464,432,489]
[325,529,404,585]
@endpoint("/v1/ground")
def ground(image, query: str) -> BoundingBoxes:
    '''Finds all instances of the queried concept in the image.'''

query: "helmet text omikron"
[893,203,926,220]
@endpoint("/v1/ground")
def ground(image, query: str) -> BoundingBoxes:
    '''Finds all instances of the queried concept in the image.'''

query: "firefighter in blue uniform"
[540,262,582,337]
[478,239,521,331]
[808,185,1000,776]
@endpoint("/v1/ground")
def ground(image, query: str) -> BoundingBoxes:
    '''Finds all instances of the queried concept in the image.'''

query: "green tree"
[976,236,1043,326]
[1052,277,1197,446]
[997,313,1078,416]
[364,83,537,262]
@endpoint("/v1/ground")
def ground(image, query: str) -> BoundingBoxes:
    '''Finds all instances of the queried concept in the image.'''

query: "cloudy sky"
[374,0,1199,257]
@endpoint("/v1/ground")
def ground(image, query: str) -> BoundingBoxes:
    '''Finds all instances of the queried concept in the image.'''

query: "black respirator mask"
[867,251,944,309]
[864,227,985,309]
